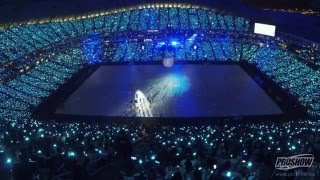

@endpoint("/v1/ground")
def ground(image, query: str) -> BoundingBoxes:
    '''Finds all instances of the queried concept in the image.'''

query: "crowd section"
[0,37,319,179]
[296,48,320,66]
[0,117,319,179]
[0,5,320,180]
[0,32,320,118]
[250,46,320,116]
[109,40,245,62]
[0,7,250,64]
[0,46,85,119]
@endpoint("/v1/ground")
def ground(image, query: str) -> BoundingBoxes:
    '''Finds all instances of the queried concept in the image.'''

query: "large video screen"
[254,23,276,37]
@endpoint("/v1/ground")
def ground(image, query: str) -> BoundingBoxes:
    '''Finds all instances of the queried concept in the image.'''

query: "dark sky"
[240,0,312,9]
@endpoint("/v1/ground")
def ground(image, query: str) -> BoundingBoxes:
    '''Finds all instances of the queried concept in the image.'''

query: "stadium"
[0,0,319,179]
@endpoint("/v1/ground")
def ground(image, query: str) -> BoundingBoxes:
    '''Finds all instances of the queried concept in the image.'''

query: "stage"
[55,64,283,119]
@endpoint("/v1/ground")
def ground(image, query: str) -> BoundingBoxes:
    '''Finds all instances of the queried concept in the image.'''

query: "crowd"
[0,6,250,64]
[0,46,84,119]
[296,48,320,67]
[0,38,319,179]
[0,118,319,179]
[0,4,319,180]
[251,46,320,116]
[3,34,319,116]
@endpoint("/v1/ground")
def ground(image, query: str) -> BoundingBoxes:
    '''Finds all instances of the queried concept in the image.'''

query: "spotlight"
[170,41,179,46]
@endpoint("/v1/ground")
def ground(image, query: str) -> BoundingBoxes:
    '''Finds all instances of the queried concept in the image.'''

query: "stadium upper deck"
[1,0,319,42]
[0,4,319,118]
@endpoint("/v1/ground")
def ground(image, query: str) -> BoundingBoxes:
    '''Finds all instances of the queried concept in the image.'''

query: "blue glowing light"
[82,35,103,64]
[165,74,190,95]
[170,41,179,46]
[226,171,231,177]
[6,158,12,164]
[68,151,76,157]
[187,34,197,41]
[158,41,166,46]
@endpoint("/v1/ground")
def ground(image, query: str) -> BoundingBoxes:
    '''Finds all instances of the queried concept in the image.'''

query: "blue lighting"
[170,41,179,46]
[82,35,103,64]
[165,74,190,95]
[68,151,76,157]
[187,34,197,41]
[6,158,12,164]
[158,41,166,46]
[156,41,166,48]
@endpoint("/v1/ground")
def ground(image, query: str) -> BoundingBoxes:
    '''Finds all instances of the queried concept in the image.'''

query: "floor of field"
[55,64,283,118]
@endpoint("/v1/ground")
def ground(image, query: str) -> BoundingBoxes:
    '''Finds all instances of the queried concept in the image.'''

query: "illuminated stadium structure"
[0,3,319,179]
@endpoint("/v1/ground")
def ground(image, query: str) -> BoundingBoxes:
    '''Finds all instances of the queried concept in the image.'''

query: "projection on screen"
[254,23,276,37]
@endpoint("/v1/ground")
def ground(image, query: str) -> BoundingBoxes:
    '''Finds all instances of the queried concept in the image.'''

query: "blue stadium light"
[157,41,166,47]
[165,74,190,94]
[82,35,103,64]
[68,151,76,157]
[187,34,197,41]
[6,158,12,164]
[170,41,179,46]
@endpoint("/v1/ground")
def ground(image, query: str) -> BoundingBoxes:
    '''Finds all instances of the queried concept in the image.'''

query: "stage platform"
[55,64,283,119]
